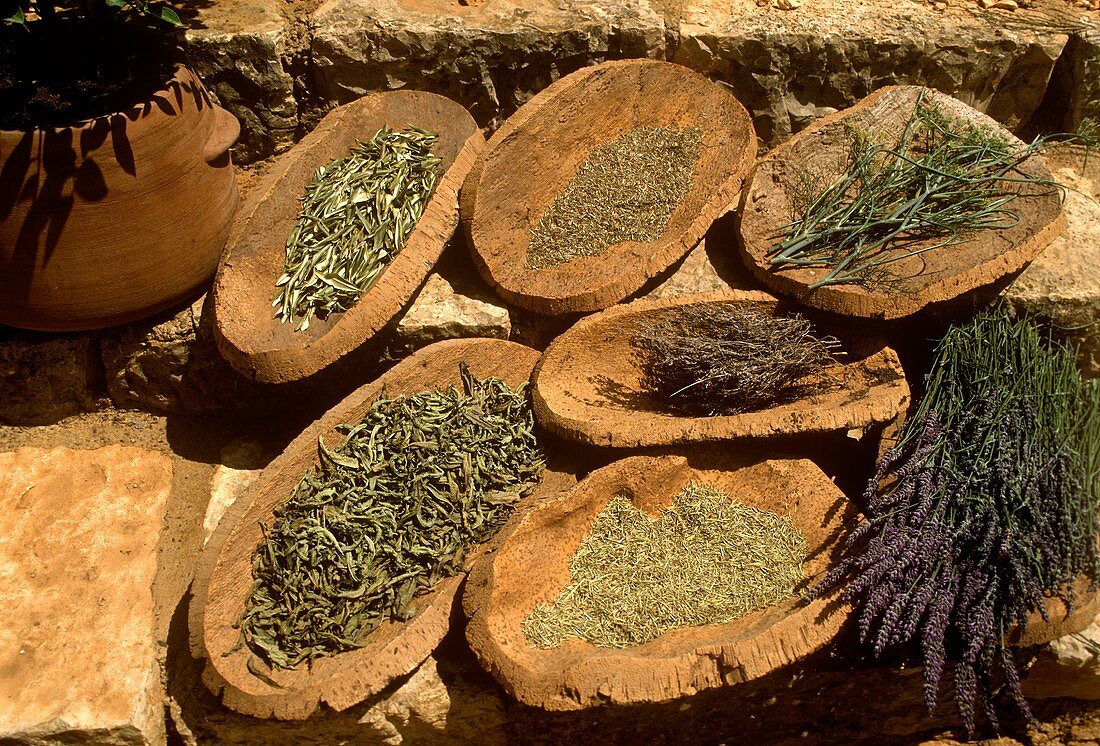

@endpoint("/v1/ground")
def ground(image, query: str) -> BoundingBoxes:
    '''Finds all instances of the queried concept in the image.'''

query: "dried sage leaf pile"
[523,483,807,649]
[273,125,441,331]
[238,365,544,670]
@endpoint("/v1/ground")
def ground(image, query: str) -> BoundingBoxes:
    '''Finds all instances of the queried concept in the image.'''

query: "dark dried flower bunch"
[634,302,841,416]
[808,311,1100,735]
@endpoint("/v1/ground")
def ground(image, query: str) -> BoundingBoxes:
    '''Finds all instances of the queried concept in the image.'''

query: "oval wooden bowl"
[463,452,856,710]
[532,289,910,448]
[460,59,756,316]
[189,338,575,719]
[737,86,1066,320]
[212,91,485,384]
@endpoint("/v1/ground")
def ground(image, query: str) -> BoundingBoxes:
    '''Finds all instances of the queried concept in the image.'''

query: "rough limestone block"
[309,0,667,129]
[1001,144,1100,375]
[378,270,512,364]
[0,331,96,425]
[1024,612,1100,701]
[186,0,298,164]
[203,440,266,546]
[675,0,1069,146]
[0,446,173,746]
[100,296,265,416]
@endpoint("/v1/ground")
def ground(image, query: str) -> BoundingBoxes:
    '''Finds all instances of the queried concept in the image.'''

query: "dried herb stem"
[808,311,1100,735]
[634,303,841,416]
[771,92,1060,289]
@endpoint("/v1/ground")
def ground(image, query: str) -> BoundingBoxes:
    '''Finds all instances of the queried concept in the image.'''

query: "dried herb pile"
[523,484,807,649]
[770,92,1057,289]
[238,366,544,670]
[273,125,441,331]
[634,303,841,416]
[525,126,701,270]
[807,311,1100,734]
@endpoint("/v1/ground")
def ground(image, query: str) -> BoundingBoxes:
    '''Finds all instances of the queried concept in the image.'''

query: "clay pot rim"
[532,288,911,447]
[462,58,758,315]
[190,338,567,720]
[0,63,206,136]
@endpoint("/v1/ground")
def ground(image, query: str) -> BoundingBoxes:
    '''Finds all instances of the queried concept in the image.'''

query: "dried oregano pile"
[237,365,544,670]
[523,484,807,648]
[770,92,1058,289]
[634,303,841,416]
[807,311,1100,734]
[525,126,702,270]
[273,125,441,331]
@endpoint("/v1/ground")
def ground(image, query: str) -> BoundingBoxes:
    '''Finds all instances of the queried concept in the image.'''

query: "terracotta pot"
[0,64,240,331]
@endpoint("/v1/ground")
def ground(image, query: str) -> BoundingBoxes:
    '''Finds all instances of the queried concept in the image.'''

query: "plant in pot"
[0,0,240,331]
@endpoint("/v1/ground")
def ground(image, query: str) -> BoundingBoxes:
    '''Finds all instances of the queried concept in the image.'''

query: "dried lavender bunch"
[634,302,841,416]
[808,311,1100,735]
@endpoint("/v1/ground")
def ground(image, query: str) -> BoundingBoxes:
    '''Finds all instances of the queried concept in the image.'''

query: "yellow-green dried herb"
[525,126,701,270]
[523,483,807,649]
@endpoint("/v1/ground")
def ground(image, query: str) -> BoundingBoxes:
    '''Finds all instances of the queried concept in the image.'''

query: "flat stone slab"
[0,446,173,745]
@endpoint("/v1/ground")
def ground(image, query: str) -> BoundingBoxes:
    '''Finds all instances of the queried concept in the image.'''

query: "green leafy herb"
[237,365,545,671]
[770,91,1060,289]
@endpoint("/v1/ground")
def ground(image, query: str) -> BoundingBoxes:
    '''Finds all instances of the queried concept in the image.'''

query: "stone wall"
[184,0,1100,165]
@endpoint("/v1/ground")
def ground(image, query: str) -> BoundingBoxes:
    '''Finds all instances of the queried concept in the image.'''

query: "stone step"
[0,446,174,746]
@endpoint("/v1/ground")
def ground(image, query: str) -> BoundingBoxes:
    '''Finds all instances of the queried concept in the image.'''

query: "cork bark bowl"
[532,289,910,448]
[459,59,757,316]
[737,86,1066,320]
[189,338,575,720]
[211,91,484,384]
[462,452,857,711]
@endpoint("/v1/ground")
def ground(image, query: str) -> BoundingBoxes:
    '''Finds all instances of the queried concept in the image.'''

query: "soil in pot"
[0,14,181,129]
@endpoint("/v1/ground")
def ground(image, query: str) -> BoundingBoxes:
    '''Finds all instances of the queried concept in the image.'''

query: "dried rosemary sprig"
[807,310,1100,735]
[273,125,441,331]
[525,126,701,270]
[236,365,544,670]
[770,92,1059,289]
[523,483,807,649]
[633,303,841,416]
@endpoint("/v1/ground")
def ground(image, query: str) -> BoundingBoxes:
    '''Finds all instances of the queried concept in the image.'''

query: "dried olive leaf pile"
[237,365,545,670]
[273,125,441,331]
[523,483,807,649]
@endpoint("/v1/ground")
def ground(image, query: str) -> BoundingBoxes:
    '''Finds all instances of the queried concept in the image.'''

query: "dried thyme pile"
[807,311,1100,734]
[770,92,1059,289]
[237,365,544,670]
[525,126,701,270]
[523,484,807,649]
[634,303,841,416]
[273,125,441,331]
